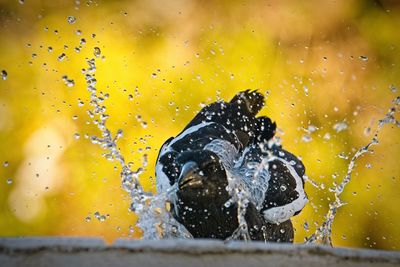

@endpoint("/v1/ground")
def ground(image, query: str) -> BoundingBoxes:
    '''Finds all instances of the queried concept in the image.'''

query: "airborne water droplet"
[323,133,331,140]
[141,121,148,128]
[364,127,371,136]
[1,70,7,80]
[333,121,348,132]
[58,53,66,61]
[389,84,398,93]
[67,16,77,24]
[303,85,309,96]
[303,221,309,231]
[301,134,312,142]
[93,47,101,58]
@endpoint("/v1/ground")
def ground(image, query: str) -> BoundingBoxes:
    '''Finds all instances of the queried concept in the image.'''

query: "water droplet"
[67,16,77,24]
[359,55,368,61]
[280,228,285,233]
[389,84,398,93]
[301,134,312,142]
[3,161,9,167]
[6,178,13,184]
[151,73,157,78]
[1,70,7,80]
[323,133,331,140]
[85,216,91,222]
[280,185,287,191]
[62,75,75,87]
[364,127,371,136]
[141,121,148,128]
[365,163,372,169]
[93,47,101,58]
[74,133,80,139]
[19,0,25,4]
[303,85,309,96]
[66,80,75,87]
[333,121,348,132]
[58,53,66,61]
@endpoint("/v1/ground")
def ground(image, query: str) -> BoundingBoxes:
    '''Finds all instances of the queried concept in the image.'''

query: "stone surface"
[0,238,400,267]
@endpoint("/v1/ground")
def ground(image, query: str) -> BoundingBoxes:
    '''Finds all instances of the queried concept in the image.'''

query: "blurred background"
[0,0,399,250]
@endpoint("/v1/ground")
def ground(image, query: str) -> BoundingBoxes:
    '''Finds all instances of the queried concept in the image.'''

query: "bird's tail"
[230,89,265,115]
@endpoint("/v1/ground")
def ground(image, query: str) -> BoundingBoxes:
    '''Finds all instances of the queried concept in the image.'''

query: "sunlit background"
[0,0,399,250]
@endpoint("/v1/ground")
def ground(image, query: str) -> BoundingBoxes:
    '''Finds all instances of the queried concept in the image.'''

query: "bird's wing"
[234,144,307,223]
[269,145,305,178]
[261,155,307,223]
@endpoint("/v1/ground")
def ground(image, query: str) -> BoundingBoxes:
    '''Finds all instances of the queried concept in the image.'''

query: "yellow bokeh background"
[0,0,399,250]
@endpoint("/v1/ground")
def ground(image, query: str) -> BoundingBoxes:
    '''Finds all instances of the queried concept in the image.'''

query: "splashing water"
[83,56,399,243]
[306,96,400,246]
[83,58,191,239]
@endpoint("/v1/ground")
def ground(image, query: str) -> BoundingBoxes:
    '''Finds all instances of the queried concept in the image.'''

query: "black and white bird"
[155,90,308,242]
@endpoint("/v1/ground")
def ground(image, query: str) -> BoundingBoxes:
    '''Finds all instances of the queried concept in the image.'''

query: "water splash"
[306,96,400,246]
[82,56,399,243]
[83,57,191,239]
[1,70,7,80]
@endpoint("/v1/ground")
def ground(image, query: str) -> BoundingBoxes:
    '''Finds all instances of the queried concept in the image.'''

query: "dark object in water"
[156,90,307,242]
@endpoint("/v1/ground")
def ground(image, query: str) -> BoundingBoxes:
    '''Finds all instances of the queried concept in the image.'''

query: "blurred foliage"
[0,0,399,249]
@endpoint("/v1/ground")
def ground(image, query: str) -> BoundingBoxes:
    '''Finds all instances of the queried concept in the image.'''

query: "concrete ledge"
[1,238,400,267]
